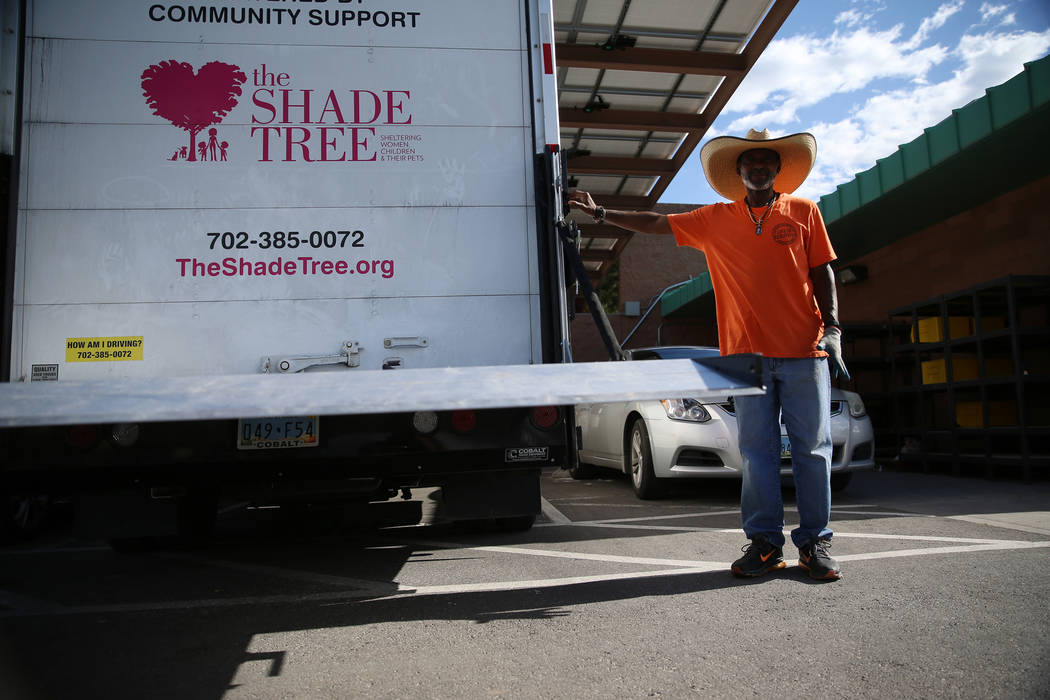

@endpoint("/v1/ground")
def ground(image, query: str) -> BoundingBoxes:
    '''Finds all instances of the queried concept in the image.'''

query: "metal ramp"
[0,356,762,427]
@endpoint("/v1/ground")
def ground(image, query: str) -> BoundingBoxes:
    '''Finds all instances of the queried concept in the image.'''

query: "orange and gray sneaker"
[798,538,842,580]
[731,534,787,577]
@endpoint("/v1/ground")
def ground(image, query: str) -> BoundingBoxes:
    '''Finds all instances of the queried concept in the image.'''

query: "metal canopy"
[554,0,797,281]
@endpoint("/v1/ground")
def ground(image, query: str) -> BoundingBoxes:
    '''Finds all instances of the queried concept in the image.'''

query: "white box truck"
[0,0,762,542]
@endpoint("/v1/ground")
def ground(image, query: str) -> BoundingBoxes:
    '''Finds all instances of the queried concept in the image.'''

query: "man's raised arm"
[568,191,673,236]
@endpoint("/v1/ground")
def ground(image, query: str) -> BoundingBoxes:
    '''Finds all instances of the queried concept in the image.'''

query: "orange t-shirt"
[667,194,836,358]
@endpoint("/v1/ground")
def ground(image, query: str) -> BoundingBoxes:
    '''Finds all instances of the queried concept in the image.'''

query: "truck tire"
[0,493,49,544]
[442,471,540,531]
[176,489,218,546]
[628,419,664,500]
[490,514,536,532]
[568,462,599,480]
[455,513,537,533]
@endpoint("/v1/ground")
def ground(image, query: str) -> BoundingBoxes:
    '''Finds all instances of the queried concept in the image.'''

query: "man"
[568,129,848,581]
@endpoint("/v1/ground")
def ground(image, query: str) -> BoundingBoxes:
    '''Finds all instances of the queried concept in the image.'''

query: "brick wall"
[569,174,1050,360]
[570,203,715,361]
[837,174,1050,321]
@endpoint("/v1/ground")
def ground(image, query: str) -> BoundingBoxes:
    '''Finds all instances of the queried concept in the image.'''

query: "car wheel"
[830,472,853,493]
[628,419,664,499]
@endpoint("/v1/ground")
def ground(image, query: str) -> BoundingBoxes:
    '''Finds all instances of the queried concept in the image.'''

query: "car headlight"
[660,399,711,423]
[841,390,866,418]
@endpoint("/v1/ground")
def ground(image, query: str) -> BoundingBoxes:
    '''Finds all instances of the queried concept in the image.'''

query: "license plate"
[780,436,791,459]
[237,416,319,450]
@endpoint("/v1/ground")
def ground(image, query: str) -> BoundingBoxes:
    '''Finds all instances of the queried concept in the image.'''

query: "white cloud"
[722,26,948,129]
[905,0,965,48]
[711,2,1050,201]
[793,26,1050,199]
[980,3,1010,22]
[835,9,866,27]
[978,3,1018,26]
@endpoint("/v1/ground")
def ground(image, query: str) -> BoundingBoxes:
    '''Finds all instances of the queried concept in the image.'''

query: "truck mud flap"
[435,469,540,525]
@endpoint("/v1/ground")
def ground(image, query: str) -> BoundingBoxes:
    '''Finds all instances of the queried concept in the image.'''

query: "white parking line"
[388,538,719,567]
[836,540,1050,562]
[540,497,572,525]
[6,499,1049,617]
[348,536,1050,601]
[0,589,408,618]
[353,566,725,600]
[155,552,409,590]
[581,509,742,524]
[947,513,1050,537]
[5,534,1048,616]
[832,532,1028,545]
[563,506,915,527]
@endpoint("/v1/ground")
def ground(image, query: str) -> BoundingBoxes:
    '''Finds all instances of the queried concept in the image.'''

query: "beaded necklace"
[744,192,779,235]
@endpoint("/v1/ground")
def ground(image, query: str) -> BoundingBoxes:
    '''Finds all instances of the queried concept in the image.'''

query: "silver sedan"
[574,346,876,499]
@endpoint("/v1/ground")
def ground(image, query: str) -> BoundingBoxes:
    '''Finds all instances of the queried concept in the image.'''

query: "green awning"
[818,54,1050,264]
[661,272,715,318]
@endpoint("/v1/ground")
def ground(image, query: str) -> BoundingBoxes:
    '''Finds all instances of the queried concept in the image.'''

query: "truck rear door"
[9,0,550,381]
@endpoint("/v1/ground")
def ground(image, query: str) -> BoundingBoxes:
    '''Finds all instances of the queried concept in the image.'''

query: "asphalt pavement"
[2,467,1049,699]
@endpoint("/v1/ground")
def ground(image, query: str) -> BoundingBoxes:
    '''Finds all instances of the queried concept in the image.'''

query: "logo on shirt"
[772,223,798,246]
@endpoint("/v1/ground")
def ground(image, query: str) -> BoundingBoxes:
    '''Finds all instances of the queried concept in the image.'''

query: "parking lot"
[2,467,1049,699]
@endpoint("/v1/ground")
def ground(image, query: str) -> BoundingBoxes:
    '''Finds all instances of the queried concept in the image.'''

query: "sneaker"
[731,534,786,577]
[798,538,842,580]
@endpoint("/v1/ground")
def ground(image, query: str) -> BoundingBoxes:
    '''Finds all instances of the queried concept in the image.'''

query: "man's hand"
[817,326,850,380]
[568,190,598,219]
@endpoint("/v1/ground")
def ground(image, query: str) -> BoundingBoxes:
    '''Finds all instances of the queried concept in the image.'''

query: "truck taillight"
[451,410,477,433]
[531,406,559,429]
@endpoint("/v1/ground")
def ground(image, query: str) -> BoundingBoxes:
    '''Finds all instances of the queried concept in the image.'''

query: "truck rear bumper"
[0,407,569,496]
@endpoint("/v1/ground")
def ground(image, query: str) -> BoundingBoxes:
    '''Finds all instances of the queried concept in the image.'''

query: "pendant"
[755,223,762,236]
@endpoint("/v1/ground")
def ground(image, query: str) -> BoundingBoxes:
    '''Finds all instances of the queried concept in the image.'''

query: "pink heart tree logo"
[141,60,247,161]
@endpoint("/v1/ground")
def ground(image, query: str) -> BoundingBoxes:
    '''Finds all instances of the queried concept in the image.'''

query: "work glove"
[817,326,850,381]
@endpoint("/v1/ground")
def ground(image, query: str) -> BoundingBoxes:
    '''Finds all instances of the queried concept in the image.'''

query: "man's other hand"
[568,190,597,218]
[817,326,850,380]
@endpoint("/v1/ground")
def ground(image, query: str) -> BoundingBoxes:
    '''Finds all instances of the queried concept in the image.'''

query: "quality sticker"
[66,337,144,362]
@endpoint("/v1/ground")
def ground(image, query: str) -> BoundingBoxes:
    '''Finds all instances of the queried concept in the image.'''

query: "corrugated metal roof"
[554,0,798,279]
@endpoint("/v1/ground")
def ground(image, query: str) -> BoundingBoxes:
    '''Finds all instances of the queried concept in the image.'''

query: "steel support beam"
[567,156,675,176]
[560,108,707,132]
[556,44,747,76]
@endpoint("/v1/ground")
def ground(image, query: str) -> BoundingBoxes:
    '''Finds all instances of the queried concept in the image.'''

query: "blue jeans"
[735,357,833,548]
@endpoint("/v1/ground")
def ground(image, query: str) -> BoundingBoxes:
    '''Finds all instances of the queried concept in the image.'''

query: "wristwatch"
[593,206,606,223]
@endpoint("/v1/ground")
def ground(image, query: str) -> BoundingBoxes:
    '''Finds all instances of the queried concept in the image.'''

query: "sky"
[659,0,1050,205]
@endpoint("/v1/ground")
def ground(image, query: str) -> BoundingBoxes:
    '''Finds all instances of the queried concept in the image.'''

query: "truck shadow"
[2,558,793,700]
[1,505,812,700]
[5,468,1049,698]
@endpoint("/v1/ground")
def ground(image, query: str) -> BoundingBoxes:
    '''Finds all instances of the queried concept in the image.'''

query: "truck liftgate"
[0,1,766,541]
[0,357,763,541]
[0,356,764,428]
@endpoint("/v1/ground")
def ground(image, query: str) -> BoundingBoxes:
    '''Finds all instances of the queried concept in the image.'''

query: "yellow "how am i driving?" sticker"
[66,337,144,362]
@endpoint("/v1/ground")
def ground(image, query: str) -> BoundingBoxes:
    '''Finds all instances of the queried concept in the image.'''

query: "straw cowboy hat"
[700,128,817,202]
